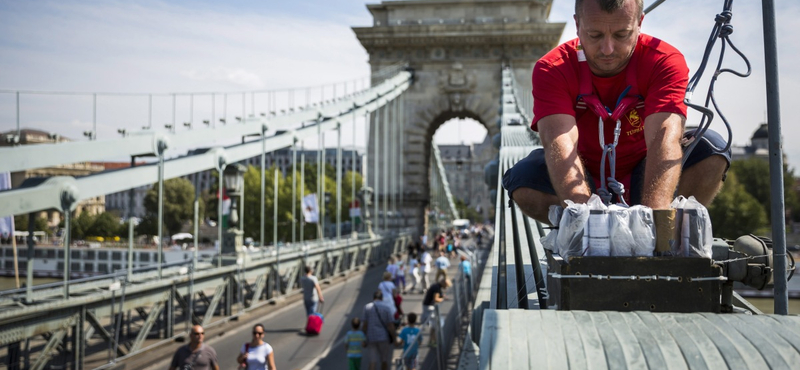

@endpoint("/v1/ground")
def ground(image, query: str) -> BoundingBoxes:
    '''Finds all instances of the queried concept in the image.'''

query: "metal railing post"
[336,122,342,242]
[157,151,164,279]
[762,0,788,316]
[435,304,445,370]
[63,210,71,298]
[374,107,380,234]
[261,127,267,249]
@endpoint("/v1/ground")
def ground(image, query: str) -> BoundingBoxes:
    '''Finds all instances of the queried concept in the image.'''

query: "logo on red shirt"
[625,110,644,136]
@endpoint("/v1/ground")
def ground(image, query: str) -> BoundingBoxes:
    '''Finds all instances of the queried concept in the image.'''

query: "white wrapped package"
[556,200,589,259]
[668,196,688,255]
[629,205,655,256]
[679,196,713,258]
[540,204,563,253]
[608,204,636,256]
[583,195,611,256]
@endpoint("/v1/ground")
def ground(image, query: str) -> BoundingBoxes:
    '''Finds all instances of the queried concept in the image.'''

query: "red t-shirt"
[531,34,688,192]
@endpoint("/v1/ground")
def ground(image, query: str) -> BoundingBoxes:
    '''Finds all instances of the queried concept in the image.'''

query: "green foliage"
[708,171,769,239]
[13,215,50,234]
[65,212,124,239]
[454,198,481,223]
[142,178,202,237]
[238,163,364,244]
[729,158,800,223]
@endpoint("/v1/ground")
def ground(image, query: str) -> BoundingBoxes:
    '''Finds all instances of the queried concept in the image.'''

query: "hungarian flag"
[349,199,361,226]
[220,187,231,229]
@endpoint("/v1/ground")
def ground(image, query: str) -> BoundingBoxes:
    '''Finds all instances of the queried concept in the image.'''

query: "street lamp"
[224,164,246,227]
[221,164,246,258]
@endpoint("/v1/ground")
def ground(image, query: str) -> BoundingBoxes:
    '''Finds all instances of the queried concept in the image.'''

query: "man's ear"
[574,14,580,34]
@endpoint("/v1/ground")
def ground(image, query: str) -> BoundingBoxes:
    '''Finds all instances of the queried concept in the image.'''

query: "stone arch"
[354,0,565,234]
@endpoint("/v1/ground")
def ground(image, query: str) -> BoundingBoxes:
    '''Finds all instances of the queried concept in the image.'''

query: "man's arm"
[538,114,592,204]
[641,112,685,209]
[315,283,324,303]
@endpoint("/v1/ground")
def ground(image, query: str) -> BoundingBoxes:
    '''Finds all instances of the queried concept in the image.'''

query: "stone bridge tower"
[353,0,564,235]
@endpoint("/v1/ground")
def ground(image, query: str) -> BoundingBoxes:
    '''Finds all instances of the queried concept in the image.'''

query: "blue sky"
[1,0,799,167]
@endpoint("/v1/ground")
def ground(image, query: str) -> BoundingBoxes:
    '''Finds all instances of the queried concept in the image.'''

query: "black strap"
[372,304,393,339]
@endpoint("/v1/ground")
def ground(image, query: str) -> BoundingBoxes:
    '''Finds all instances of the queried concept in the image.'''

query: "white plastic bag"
[540,205,563,253]
[583,195,611,256]
[680,196,713,258]
[608,204,636,256]
[629,205,655,256]
[556,200,589,259]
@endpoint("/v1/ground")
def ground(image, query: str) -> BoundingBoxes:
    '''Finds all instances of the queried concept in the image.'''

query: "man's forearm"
[545,135,592,204]
[641,114,684,209]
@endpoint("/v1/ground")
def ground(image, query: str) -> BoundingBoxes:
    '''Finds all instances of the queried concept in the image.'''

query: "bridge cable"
[682,0,750,166]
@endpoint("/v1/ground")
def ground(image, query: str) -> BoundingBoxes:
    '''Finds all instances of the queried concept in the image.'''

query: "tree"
[708,171,769,239]
[88,212,123,237]
[143,178,202,237]
[13,215,50,234]
[454,198,481,222]
[730,158,799,223]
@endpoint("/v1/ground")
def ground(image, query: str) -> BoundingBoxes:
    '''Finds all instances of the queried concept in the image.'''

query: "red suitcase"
[305,312,324,335]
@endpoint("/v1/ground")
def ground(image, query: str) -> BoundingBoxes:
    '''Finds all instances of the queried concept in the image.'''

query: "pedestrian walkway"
[140,242,478,370]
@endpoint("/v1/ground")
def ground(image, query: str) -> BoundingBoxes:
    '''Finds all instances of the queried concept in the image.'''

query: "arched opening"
[431,116,494,223]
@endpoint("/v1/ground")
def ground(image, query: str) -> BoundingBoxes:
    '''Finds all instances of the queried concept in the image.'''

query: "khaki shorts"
[366,341,392,365]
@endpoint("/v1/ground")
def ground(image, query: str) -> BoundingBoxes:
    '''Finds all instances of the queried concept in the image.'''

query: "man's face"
[575,0,643,77]
[190,326,205,345]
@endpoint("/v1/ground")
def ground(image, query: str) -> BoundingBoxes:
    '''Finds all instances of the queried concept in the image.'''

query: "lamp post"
[359,186,374,238]
[221,164,246,262]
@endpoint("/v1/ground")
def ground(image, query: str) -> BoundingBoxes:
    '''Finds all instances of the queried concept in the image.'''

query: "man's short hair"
[374,290,383,300]
[407,312,417,324]
[305,266,312,274]
[575,0,643,19]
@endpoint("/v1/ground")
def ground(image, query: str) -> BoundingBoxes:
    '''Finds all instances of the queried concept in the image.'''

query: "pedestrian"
[344,318,366,370]
[300,266,324,316]
[362,290,397,370]
[459,255,473,295]
[434,252,450,283]
[394,253,406,293]
[420,248,432,292]
[236,323,276,370]
[385,256,398,281]
[420,279,450,347]
[407,253,420,293]
[393,288,404,327]
[378,271,398,317]
[398,313,422,370]
[169,325,219,370]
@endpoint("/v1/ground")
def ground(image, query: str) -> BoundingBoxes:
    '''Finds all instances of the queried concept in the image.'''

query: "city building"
[438,136,495,222]
[730,123,769,162]
[1,129,105,227]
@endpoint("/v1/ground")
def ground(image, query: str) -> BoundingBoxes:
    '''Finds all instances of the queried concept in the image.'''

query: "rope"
[682,0,750,164]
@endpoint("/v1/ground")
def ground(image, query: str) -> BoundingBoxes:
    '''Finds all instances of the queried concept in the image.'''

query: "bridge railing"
[461,67,547,365]
[429,143,459,224]
[0,231,412,370]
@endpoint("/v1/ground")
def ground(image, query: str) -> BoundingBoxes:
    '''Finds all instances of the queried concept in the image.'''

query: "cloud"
[180,68,264,89]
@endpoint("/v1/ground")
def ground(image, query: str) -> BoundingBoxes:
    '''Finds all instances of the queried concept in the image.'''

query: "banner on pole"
[303,194,319,223]
[349,199,361,224]
[0,172,13,239]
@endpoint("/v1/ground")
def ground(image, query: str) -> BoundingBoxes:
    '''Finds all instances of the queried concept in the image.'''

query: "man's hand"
[539,114,592,205]
[641,112,685,209]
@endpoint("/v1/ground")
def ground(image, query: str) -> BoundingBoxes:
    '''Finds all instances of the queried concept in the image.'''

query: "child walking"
[344,318,366,370]
[398,313,422,370]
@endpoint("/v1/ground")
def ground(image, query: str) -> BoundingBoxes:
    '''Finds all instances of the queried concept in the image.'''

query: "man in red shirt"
[503,0,731,223]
